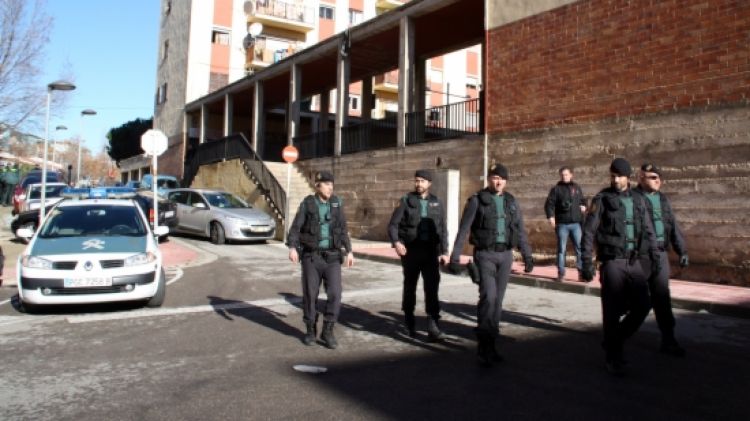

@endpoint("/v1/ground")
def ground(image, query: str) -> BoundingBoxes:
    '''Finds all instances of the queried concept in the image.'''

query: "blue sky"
[41,0,159,154]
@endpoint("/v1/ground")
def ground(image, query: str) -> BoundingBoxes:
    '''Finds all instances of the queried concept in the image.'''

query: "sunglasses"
[645,175,660,180]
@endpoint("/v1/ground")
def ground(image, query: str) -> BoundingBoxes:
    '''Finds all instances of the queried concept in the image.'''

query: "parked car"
[132,191,178,241]
[125,180,141,189]
[140,174,180,197]
[11,205,52,243]
[14,187,168,312]
[21,182,68,212]
[12,170,65,215]
[168,188,276,244]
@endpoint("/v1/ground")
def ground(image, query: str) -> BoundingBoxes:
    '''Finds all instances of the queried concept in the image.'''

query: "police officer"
[634,163,689,357]
[3,163,19,206]
[388,169,449,340]
[581,158,660,376]
[0,163,8,206]
[544,166,587,281]
[450,164,534,366]
[287,170,354,349]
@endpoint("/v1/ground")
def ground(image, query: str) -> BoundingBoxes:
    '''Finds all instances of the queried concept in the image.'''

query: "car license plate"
[64,277,112,288]
[164,211,174,218]
[249,225,270,233]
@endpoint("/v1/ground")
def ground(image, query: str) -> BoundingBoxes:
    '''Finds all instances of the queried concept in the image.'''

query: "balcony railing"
[341,115,398,154]
[248,0,315,26]
[295,131,334,160]
[406,98,481,145]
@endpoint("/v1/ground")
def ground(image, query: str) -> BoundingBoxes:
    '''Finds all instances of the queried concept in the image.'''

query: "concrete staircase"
[263,161,314,230]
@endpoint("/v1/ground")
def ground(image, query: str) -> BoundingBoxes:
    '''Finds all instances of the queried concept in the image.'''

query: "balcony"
[373,70,399,94]
[245,0,315,33]
[376,0,405,14]
[245,37,302,72]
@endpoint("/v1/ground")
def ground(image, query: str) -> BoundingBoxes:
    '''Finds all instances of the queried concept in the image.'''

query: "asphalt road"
[1,236,749,420]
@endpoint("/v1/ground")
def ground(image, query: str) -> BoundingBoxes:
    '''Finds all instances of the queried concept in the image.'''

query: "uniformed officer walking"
[388,169,449,340]
[544,166,587,281]
[450,164,534,366]
[0,163,8,206]
[581,158,660,376]
[287,170,354,349]
[634,163,689,357]
[3,163,19,206]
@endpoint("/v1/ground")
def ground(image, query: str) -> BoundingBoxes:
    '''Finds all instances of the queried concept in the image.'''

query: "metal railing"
[341,115,398,154]
[406,98,482,145]
[181,134,286,219]
[251,0,315,26]
[295,131,334,160]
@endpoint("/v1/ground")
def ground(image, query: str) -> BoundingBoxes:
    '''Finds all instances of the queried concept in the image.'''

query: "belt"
[479,244,509,252]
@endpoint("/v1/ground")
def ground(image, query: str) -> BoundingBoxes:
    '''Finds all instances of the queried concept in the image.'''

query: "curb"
[352,251,750,321]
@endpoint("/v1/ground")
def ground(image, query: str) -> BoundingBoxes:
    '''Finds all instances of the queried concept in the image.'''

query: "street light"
[51,124,67,163]
[77,108,97,184]
[41,80,76,225]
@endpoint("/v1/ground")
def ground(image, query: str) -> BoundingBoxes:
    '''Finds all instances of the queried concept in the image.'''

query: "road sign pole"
[285,162,291,238]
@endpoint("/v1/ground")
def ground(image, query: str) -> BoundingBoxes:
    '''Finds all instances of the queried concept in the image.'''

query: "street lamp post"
[41,81,76,225]
[77,109,97,185]
[51,124,67,164]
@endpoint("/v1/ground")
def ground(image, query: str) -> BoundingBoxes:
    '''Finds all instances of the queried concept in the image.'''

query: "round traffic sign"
[141,129,168,156]
[282,145,299,163]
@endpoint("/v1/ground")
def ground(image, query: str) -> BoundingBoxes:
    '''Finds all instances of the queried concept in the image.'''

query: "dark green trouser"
[301,251,342,324]
[474,249,513,339]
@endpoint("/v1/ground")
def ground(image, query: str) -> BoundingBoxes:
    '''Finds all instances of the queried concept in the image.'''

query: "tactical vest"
[638,189,675,249]
[298,195,346,251]
[470,190,521,250]
[397,192,444,244]
[595,190,650,259]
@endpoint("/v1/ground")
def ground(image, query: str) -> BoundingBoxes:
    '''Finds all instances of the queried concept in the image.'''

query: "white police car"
[15,187,169,311]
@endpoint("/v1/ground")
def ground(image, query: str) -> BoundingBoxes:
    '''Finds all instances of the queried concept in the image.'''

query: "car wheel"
[146,269,166,308]
[210,222,226,245]
[15,297,39,314]
[158,234,169,243]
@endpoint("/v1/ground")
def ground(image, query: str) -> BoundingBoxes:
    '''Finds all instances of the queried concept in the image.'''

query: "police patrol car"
[15,187,168,311]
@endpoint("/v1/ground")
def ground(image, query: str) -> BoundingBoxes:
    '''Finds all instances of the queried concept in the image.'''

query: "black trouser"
[474,248,514,339]
[300,251,342,324]
[401,242,440,319]
[647,251,676,339]
[600,257,651,360]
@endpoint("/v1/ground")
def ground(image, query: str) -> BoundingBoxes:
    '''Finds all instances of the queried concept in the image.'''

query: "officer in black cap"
[581,157,660,376]
[449,163,534,366]
[287,170,354,349]
[388,169,449,340]
[634,163,689,357]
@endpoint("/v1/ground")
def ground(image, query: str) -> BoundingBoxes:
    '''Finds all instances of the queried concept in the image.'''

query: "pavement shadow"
[441,301,583,336]
[207,295,302,339]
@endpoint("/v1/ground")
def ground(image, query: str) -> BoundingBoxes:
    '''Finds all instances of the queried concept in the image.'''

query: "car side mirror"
[193,202,207,209]
[153,226,169,236]
[16,228,34,238]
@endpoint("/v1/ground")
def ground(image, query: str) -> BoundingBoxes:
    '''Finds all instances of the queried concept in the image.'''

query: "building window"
[350,96,359,111]
[161,40,169,63]
[156,83,168,105]
[349,9,363,26]
[319,5,334,20]
[212,30,230,45]
[164,1,171,16]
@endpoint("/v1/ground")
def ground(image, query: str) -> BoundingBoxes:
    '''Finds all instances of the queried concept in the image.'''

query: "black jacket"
[544,181,585,224]
[387,192,449,255]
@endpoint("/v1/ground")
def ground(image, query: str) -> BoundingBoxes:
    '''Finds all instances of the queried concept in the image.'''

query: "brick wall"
[486,0,750,133]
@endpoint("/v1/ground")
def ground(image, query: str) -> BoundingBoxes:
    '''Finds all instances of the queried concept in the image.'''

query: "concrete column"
[397,16,415,148]
[319,90,330,132]
[431,169,460,255]
[335,37,351,156]
[288,64,301,145]
[361,76,373,122]
[252,81,264,153]
[415,58,426,142]
[199,104,207,144]
[224,94,233,137]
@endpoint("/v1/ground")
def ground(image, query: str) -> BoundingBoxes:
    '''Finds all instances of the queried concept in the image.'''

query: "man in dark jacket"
[388,169,449,340]
[287,171,354,349]
[450,164,534,367]
[544,166,586,281]
[581,158,660,376]
[634,163,689,357]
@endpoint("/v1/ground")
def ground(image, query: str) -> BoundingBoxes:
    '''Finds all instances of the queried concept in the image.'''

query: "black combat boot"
[404,312,416,337]
[477,334,493,367]
[489,339,504,363]
[660,335,686,357]
[302,321,317,346]
[427,317,444,341]
[320,321,338,349]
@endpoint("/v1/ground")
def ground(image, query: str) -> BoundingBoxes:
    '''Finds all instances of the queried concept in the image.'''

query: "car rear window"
[39,205,147,238]
[28,185,67,199]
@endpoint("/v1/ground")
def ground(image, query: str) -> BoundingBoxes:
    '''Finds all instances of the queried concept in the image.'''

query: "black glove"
[467,261,480,284]
[650,251,662,276]
[679,254,689,268]
[523,256,534,273]
[448,262,463,275]
[581,260,595,282]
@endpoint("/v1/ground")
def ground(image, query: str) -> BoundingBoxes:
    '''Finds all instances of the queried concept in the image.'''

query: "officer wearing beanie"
[388,169,449,340]
[581,158,660,376]
[287,170,354,349]
[449,163,534,367]
[634,163,689,357]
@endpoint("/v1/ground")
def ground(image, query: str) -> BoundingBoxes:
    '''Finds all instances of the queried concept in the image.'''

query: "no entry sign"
[282,145,299,163]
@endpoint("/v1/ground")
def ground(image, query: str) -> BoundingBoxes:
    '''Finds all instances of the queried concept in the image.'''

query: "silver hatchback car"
[168,188,276,244]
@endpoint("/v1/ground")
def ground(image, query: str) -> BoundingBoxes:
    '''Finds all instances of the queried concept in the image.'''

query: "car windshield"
[204,192,249,209]
[28,185,66,199]
[38,205,147,238]
[157,179,179,189]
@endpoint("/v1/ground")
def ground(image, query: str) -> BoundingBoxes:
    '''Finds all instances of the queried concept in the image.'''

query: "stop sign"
[141,129,168,156]
[282,145,299,163]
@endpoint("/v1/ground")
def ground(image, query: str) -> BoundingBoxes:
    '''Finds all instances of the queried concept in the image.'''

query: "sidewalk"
[350,239,750,320]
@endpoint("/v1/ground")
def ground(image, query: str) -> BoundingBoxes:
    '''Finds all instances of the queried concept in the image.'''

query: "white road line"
[0,298,11,307]
[165,267,184,285]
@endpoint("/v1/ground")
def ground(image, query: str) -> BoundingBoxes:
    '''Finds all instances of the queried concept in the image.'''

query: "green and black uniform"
[581,186,659,365]
[388,192,448,326]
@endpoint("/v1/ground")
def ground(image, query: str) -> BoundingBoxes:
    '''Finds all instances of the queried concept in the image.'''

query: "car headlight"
[21,255,53,269]
[124,252,157,266]
[223,215,244,223]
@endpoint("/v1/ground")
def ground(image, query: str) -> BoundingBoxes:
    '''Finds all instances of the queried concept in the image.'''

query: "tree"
[106,117,153,163]
[0,0,68,130]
